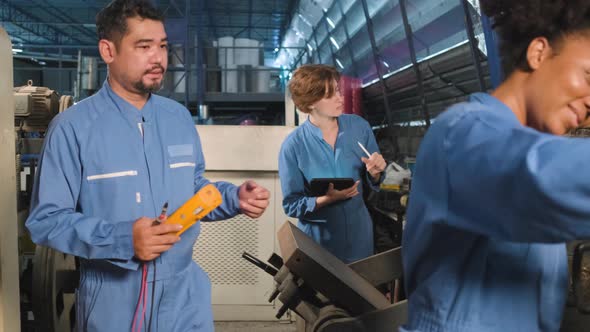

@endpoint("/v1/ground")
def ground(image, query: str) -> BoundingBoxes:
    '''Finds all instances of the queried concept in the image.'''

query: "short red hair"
[288,64,341,114]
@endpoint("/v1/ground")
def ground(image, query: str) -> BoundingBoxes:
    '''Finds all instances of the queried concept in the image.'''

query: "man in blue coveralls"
[25,0,270,331]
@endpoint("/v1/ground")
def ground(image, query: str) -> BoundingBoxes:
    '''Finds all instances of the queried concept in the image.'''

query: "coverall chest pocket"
[167,144,195,198]
[84,169,140,211]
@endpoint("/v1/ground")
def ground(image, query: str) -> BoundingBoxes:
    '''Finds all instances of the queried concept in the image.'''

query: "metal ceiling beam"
[278,0,297,51]
[232,15,266,37]
[481,14,502,88]
[322,17,338,68]
[1,3,55,44]
[205,0,218,39]
[399,0,431,127]
[312,31,320,63]
[18,44,97,49]
[260,0,275,10]
[288,0,341,69]
[205,9,287,15]
[166,0,185,17]
[360,0,398,136]
[3,26,45,44]
[247,0,252,39]
[2,21,95,27]
[252,28,266,42]
[0,20,96,45]
[204,24,279,30]
[289,21,318,67]
[0,1,87,44]
[337,0,359,77]
[0,4,49,44]
[183,0,190,107]
[30,0,96,41]
[358,0,403,157]
[196,0,205,108]
[201,0,290,51]
[461,0,485,91]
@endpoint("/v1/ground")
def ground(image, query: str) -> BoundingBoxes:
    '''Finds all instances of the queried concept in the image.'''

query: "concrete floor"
[214,321,297,332]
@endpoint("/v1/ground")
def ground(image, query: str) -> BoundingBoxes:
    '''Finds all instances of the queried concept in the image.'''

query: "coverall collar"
[102,79,156,123]
[303,115,342,140]
[469,92,520,125]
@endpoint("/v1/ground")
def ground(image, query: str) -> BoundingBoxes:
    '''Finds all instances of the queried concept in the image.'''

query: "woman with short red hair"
[278,64,386,263]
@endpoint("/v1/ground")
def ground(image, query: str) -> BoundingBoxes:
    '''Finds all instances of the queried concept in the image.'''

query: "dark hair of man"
[480,0,590,74]
[96,0,164,48]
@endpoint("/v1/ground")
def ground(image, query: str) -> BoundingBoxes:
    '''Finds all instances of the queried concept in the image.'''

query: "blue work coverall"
[278,114,382,263]
[26,81,241,331]
[402,93,590,332]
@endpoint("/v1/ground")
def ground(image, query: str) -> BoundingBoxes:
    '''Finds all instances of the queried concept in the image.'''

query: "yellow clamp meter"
[163,184,223,236]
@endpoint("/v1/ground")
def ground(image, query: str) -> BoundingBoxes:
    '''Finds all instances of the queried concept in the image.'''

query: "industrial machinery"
[14,80,73,211]
[0,26,20,332]
[565,234,590,331]
[194,125,295,321]
[245,221,407,332]
[14,80,73,132]
[13,80,76,332]
[561,127,590,331]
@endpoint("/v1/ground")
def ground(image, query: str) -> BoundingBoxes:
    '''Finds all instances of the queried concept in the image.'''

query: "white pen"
[357,141,372,158]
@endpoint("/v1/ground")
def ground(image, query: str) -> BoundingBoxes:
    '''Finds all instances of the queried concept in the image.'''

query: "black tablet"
[309,178,355,196]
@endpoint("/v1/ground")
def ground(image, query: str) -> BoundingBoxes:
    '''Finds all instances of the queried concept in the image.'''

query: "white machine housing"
[195,125,296,321]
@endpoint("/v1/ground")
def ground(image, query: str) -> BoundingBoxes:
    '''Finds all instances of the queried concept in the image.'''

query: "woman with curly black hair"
[402,1,590,331]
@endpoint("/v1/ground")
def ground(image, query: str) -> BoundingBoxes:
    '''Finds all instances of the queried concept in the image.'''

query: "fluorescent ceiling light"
[330,37,339,49]
[326,17,335,29]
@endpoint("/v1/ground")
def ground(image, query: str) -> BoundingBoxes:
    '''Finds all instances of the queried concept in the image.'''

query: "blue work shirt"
[278,114,382,263]
[26,81,241,331]
[402,93,590,332]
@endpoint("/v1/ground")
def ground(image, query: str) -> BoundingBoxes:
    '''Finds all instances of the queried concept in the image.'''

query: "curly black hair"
[96,0,164,46]
[480,0,590,73]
